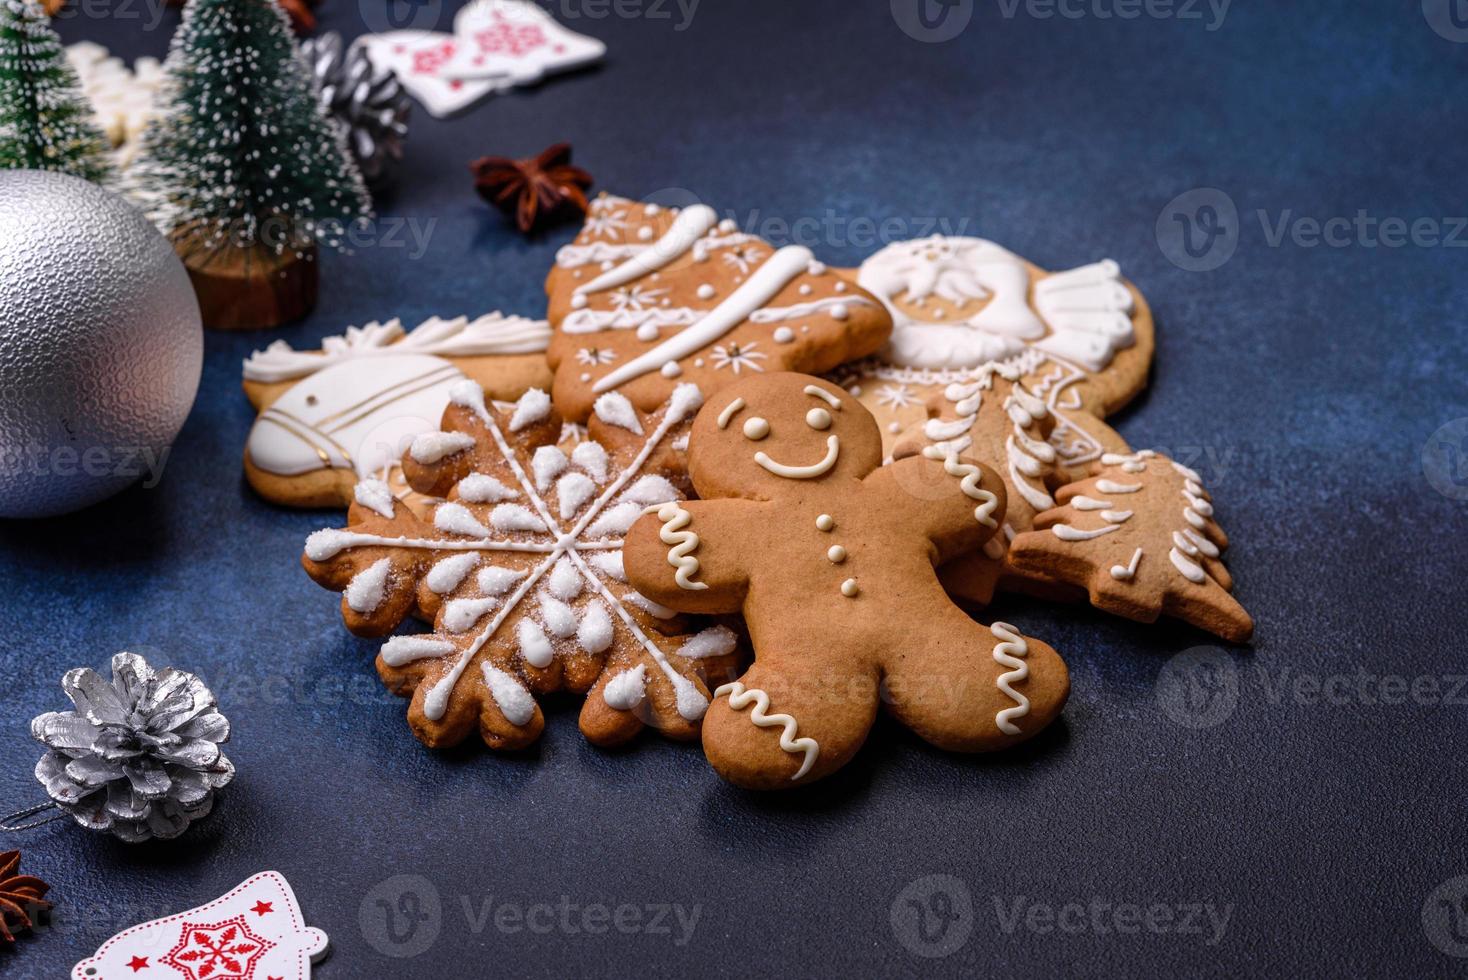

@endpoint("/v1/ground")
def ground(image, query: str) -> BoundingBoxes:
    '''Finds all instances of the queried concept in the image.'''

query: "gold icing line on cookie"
[258,411,333,466]
[320,365,464,433]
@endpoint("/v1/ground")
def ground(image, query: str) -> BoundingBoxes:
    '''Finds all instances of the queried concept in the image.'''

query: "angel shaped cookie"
[830,235,1250,640]
[622,373,1069,789]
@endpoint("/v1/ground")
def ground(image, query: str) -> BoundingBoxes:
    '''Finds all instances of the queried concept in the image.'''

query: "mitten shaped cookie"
[544,194,892,421]
[622,373,1070,790]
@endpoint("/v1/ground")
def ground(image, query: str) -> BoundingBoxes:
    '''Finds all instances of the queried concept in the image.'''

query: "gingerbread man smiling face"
[623,372,1071,789]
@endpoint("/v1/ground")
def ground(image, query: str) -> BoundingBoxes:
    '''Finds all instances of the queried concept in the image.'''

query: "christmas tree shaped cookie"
[1009,451,1253,642]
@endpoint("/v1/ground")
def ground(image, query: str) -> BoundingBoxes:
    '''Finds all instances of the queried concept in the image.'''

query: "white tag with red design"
[72,871,329,980]
[357,1,606,117]
[446,0,607,84]
[357,30,503,117]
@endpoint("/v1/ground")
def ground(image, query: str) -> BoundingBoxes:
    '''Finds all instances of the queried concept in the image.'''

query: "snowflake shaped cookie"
[302,383,741,749]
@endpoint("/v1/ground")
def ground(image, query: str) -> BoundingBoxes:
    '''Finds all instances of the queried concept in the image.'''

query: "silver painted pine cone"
[31,652,233,843]
[301,31,410,197]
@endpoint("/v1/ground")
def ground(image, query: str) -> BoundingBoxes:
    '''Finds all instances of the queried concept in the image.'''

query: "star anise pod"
[471,142,594,234]
[278,0,318,34]
[0,850,51,944]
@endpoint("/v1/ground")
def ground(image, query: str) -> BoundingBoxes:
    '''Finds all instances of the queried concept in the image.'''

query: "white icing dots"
[593,391,643,434]
[518,618,553,668]
[577,601,614,654]
[531,445,568,492]
[410,431,475,465]
[743,417,770,440]
[638,226,654,241]
[696,284,715,300]
[588,551,625,581]
[436,502,492,538]
[636,323,659,342]
[477,565,527,595]
[444,596,498,633]
[603,664,647,710]
[829,303,849,321]
[805,408,832,430]
[346,558,392,613]
[540,594,579,638]
[509,388,551,433]
[586,501,643,539]
[660,361,682,378]
[678,625,737,659]
[571,440,609,482]
[840,578,859,598]
[490,504,546,533]
[426,553,479,594]
[816,514,834,532]
[381,635,455,666]
[457,474,517,503]
[354,479,395,520]
[482,664,535,726]
[548,556,583,601]
[827,545,847,563]
[773,327,795,344]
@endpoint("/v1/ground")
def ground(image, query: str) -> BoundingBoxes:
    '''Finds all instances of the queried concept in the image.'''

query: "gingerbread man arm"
[622,498,762,615]
[864,450,1008,566]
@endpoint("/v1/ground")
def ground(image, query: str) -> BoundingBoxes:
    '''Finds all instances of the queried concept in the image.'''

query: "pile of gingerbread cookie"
[241,194,1252,790]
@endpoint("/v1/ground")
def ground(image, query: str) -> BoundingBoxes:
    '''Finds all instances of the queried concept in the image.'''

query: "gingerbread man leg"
[702,656,882,791]
[880,616,1069,753]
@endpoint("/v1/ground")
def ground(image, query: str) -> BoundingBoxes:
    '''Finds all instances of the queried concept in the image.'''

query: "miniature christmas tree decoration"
[0,0,113,183]
[131,0,371,329]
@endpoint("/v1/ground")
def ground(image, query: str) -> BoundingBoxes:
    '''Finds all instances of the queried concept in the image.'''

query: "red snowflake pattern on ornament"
[411,41,457,76]
[472,20,547,58]
[162,916,275,980]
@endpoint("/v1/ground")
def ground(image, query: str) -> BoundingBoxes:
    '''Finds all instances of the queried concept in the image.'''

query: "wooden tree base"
[173,233,319,331]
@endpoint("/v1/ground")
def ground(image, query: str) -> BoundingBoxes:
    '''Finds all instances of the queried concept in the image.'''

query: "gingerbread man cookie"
[243,313,554,508]
[622,373,1069,789]
[544,194,892,422]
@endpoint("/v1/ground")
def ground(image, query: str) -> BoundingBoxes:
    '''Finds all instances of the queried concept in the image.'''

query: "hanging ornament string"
[0,803,67,833]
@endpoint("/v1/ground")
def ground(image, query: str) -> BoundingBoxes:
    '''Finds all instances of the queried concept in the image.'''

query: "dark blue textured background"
[4,0,1466,976]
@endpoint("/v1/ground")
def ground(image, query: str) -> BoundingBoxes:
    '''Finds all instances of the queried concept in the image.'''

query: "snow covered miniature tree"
[0,0,112,182]
[131,0,371,328]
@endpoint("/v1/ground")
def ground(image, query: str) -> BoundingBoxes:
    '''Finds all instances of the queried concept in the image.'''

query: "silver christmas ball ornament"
[302,32,410,198]
[31,651,234,843]
[0,170,202,518]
